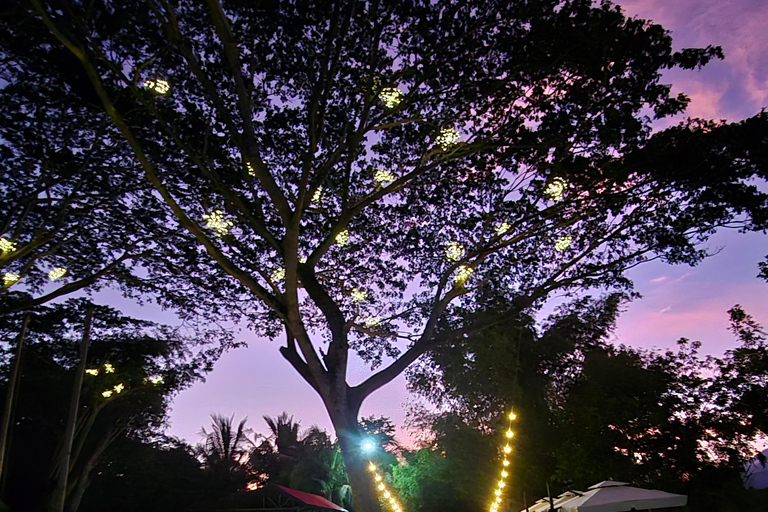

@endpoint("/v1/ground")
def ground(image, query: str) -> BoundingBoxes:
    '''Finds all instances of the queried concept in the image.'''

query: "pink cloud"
[650,276,668,284]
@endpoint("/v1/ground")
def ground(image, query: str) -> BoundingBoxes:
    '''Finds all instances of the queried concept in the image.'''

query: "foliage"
[196,413,254,492]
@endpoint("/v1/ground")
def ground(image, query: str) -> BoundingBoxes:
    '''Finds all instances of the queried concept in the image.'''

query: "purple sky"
[151,0,768,446]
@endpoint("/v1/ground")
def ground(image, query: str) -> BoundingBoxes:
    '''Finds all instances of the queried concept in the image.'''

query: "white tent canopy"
[522,481,687,512]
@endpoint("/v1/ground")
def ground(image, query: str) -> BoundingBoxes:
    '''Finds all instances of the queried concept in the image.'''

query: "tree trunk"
[48,307,94,512]
[331,408,381,512]
[0,314,30,499]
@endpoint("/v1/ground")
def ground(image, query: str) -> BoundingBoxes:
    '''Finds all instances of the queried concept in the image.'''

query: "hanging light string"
[489,409,517,512]
[367,461,404,512]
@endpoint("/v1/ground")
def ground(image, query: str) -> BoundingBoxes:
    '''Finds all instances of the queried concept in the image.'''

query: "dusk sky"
[130,0,768,447]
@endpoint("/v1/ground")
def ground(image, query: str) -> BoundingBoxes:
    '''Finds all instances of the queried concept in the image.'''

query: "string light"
[374,169,396,184]
[436,127,460,150]
[48,267,67,281]
[544,177,566,201]
[379,87,403,108]
[246,162,256,176]
[367,462,405,512]
[0,238,17,253]
[271,267,286,283]
[103,363,115,374]
[445,241,465,261]
[454,265,473,284]
[149,375,164,385]
[496,222,511,235]
[335,229,350,246]
[3,272,19,287]
[486,409,517,512]
[113,383,125,393]
[351,288,368,302]
[554,236,572,252]
[102,390,113,398]
[312,186,324,205]
[85,369,99,376]
[204,210,234,236]
[143,78,170,94]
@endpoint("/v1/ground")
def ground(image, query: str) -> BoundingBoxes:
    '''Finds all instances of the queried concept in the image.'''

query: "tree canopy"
[3,0,768,510]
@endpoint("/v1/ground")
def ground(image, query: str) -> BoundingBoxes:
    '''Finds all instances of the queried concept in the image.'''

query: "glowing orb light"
[3,272,20,287]
[204,210,233,236]
[48,267,67,281]
[436,127,460,150]
[143,78,170,94]
[379,87,403,108]
[554,236,572,252]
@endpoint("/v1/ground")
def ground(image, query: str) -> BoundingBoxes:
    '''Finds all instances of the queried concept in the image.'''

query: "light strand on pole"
[367,462,404,512]
[488,408,517,512]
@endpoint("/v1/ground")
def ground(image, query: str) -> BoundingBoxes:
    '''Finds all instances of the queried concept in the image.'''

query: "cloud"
[658,306,672,314]
[650,276,668,284]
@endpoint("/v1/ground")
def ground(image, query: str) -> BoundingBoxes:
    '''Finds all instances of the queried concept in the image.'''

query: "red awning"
[274,485,348,512]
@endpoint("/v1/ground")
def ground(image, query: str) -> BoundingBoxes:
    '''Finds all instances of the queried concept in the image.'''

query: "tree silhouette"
[7,0,768,509]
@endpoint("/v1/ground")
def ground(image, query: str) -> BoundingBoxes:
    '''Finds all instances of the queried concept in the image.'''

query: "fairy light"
[311,186,324,205]
[335,229,350,246]
[48,267,67,281]
[3,272,20,287]
[351,288,367,302]
[367,462,405,512]
[246,162,256,176]
[102,390,113,398]
[445,241,465,261]
[454,265,473,284]
[544,177,566,201]
[0,238,16,253]
[374,169,396,184]
[379,87,403,108]
[143,78,170,94]
[149,375,164,385]
[204,210,233,236]
[496,222,510,236]
[113,383,125,394]
[271,267,286,283]
[85,369,99,376]
[554,236,572,252]
[103,363,115,374]
[364,316,381,327]
[436,127,460,150]
[486,408,517,512]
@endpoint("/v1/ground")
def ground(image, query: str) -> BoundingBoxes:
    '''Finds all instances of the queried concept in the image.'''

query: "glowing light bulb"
[498,480,505,488]
[204,210,233,236]
[384,491,391,499]
[85,369,99,376]
[368,463,377,472]
[351,288,367,302]
[103,363,115,374]
[501,470,508,478]
[436,127,460,150]
[503,445,512,454]
[379,87,403,108]
[271,267,285,283]
[3,272,20,287]
[509,411,517,421]
[364,316,381,327]
[149,375,164,385]
[114,383,125,393]
[143,78,170,94]
[496,222,510,235]
[246,162,256,176]
[0,237,17,253]
[503,459,510,466]
[378,483,385,491]
[545,177,566,201]
[495,490,502,497]
[312,186,324,204]
[454,265,474,284]
[375,475,382,482]
[48,267,67,281]
[554,236,572,252]
[506,429,514,438]
[374,169,396,184]
[102,390,113,398]
[445,241,465,261]
[335,229,350,246]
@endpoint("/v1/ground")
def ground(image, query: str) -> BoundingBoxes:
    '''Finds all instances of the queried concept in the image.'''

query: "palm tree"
[198,414,253,477]
[262,412,301,457]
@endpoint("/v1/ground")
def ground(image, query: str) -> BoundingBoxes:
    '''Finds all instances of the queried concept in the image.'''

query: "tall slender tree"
[5,1,768,510]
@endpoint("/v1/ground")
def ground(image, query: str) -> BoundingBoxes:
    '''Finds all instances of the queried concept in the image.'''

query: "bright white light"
[104,363,115,374]
[379,87,403,108]
[445,241,465,261]
[496,222,511,235]
[351,288,367,302]
[204,210,233,236]
[246,162,256,176]
[271,267,286,283]
[454,265,473,284]
[545,177,566,201]
[149,375,164,385]
[312,186,324,205]
[85,369,99,376]
[0,238,16,253]
[102,390,113,398]
[48,267,67,281]
[3,272,19,287]
[143,78,170,94]
[113,383,125,393]
[374,169,396,184]
[335,229,350,246]
[554,236,572,252]
[436,127,460,150]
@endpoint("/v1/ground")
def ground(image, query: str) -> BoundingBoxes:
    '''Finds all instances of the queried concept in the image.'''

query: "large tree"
[6,0,768,509]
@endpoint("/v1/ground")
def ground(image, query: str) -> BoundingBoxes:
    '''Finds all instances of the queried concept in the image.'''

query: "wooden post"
[48,307,94,512]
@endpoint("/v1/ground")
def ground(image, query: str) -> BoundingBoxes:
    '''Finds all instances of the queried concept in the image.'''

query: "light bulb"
[508,411,516,421]
[0,237,17,253]
[445,241,465,261]
[143,78,170,94]
[378,483,385,491]
[204,210,233,236]
[436,127,460,150]
[503,459,510,466]
[351,288,367,302]
[454,265,474,284]
[104,363,115,373]
[503,445,512,454]
[271,267,286,283]
[85,369,99,376]
[554,236,572,252]
[496,222,511,235]
[3,272,20,287]
[379,87,403,108]
[102,390,113,398]
[368,463,377,472]
[501,471,508,478]
[114,383,125,393]
[48,267,67,281]
[374,169,396,184]
[506,430,514,438]
[544,177,566,201]
[335,229,350,246]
